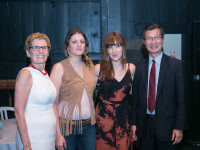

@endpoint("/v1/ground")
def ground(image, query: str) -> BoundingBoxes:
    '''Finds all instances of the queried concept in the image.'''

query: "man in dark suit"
[131,24,188,150]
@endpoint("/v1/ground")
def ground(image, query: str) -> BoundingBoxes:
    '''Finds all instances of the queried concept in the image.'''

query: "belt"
[71,119,91,126]
[145,114,155,121]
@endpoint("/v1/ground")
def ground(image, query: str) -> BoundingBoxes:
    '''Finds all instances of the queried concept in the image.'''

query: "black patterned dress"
[96,65,132,150]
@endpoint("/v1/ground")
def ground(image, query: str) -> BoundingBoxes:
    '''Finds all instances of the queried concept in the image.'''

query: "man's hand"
[131,125,138,141]
[171,129,183,145]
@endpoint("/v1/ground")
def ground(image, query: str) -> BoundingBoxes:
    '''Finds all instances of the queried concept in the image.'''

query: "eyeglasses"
[145,36,163,43]
[30,46,49,51]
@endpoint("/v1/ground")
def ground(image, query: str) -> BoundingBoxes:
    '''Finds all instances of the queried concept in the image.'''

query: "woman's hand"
[56,134,67,150]
[131,125,138,141]
[23,145,32,150]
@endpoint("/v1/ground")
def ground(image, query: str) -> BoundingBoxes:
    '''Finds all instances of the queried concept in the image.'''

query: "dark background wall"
[0,0,198,77]
[0,0,200,147]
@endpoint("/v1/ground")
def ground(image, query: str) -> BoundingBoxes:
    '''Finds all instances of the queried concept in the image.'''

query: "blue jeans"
[64,124,96,150]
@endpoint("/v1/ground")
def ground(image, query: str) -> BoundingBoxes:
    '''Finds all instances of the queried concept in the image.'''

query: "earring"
[28,56,31,65]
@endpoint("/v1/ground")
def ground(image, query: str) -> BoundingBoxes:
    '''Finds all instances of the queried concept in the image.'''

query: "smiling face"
[107,42,123,62]
[26,38,49,66]
[102,32,126,65]
[68,33,86,57]
[144,28,164,58]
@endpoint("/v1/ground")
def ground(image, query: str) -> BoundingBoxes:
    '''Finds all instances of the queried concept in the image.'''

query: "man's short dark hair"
[143,24,165,39]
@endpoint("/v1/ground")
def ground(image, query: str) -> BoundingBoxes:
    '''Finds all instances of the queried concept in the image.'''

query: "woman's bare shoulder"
[16,68,32,88]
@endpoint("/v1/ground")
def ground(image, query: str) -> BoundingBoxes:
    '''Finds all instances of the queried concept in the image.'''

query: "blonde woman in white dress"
[15,32,57,150]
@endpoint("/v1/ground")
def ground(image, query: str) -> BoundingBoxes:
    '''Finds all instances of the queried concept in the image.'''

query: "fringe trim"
[58,97,96,136]
[58,101,83,136]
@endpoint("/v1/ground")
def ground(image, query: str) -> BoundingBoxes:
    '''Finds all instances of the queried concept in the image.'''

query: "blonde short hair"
[24,32,51,51]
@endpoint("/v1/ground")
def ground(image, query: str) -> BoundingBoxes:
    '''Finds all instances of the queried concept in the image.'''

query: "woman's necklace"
[29,64,47,75]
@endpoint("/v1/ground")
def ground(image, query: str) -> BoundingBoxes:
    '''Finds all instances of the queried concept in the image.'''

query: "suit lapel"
[156,54,169,99]
[142,58,149,94]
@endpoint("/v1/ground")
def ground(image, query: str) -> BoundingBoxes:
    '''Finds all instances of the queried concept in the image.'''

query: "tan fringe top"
[59,58,96,136]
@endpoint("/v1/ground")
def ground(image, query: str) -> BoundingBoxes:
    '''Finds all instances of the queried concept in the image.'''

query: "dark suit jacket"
[131,54,188,141]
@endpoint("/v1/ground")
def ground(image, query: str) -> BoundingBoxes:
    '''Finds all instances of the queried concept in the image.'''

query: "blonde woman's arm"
[14,69,32,150]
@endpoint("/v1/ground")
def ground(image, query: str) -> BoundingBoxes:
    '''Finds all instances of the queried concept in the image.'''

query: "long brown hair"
[64,29,93,68]
[100,32,127,79]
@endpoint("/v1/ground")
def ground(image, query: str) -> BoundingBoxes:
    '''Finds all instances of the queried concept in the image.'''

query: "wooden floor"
[131,140,200,150]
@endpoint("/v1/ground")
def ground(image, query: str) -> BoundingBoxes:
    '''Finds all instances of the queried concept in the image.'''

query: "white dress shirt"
[147,52,163,115]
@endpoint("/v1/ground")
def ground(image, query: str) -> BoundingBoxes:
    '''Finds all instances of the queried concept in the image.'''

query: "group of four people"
[14,23,187,150]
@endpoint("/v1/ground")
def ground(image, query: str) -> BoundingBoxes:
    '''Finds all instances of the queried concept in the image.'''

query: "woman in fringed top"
[50,29,96,150]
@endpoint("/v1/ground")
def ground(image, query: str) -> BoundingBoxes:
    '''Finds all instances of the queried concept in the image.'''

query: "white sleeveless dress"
[16,67,56,150]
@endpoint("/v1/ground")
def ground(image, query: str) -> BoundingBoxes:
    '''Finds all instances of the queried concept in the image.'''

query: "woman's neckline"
[29,64,47,75]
